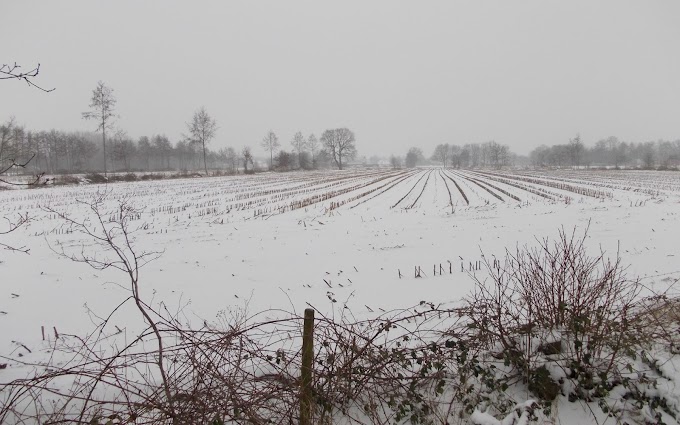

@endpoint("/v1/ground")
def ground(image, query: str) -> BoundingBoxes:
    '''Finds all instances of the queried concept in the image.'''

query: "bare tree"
[186,107,217,175]
[642,144,655,169]
[466,143,481,168]
[290,131,305,169]
[0,62,54,92]
[0,118,19,178]
[137,136,152,170]
[449,145,462,168]
[218,147,238,173]
[431,144,451,167]
[275,150,293,171]
[261,130,279,170]
[174,139,191,170]
[389,155,402,169]
[70,133,97,171]
[153,135,173,170]
[241,146,254,173]
[83,81,117,176]
[224,147,238,173]
[0,118,44,186]
[110,130,136,171]
[404,147,423,168]
[568,134,584,167]
[320,128,357,170]
[306,133,319,168]
[483,140,508,168]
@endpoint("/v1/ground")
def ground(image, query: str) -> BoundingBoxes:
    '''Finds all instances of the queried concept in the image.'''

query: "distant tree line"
[390,136,680,171]
[0,120,230,175]
[1,81,359,177]
[6,80,680,176]
[0,119,359,176]
[529,135,680,169]
[390,141,518,169]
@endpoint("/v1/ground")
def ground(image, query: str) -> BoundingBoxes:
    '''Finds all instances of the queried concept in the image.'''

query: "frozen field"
[2,168,679,358]
[1,167,680,424]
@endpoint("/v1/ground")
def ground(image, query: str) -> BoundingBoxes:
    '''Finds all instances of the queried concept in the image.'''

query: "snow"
[1,167,679,423]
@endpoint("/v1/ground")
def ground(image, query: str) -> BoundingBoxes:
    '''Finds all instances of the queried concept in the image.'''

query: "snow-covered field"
[1,167,680,422]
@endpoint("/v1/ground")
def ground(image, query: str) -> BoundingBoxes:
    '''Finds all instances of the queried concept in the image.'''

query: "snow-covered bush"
[462,226,680,423]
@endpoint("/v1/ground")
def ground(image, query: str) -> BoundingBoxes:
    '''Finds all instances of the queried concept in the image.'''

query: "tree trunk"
[102,120,107,177]
[202,140,208,175]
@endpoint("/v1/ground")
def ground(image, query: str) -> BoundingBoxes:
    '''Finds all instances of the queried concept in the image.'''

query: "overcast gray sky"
[2,1,680,157]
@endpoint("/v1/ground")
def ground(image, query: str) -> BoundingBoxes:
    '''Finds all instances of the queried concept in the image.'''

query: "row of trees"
[529,135,680,169]
[0,119,227,174]
[2,81,359,177]
[261,128,358,171]
[394,136,680,171]
[431,141,513,168]
[0,119,362,176]
[389,142,517,170]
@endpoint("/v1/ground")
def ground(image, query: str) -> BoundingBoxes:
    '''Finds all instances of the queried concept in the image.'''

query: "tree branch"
[0,62,55,92]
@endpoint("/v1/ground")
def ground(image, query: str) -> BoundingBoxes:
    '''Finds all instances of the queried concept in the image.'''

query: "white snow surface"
[1,167,680,423]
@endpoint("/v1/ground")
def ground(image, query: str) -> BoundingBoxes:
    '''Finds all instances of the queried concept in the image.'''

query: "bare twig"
[0,62,55,92]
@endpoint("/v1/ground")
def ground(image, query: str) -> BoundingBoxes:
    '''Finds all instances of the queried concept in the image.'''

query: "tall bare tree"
[186,107,217,175]
[261,130,279,170]
[568,134,584,167]
[320,128,356,170]
[83,81,116,176]
[306,134,319,167]
[290,131,305,169]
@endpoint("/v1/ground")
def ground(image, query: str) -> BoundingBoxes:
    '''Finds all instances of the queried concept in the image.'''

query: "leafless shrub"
[463,225,659,407]
[632,284,680,355]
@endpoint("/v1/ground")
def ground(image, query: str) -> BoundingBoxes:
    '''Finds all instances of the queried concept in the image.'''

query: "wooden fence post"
[301,308,315,425]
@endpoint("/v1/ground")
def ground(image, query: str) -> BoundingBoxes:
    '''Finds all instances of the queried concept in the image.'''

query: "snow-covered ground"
[1,168,679,423]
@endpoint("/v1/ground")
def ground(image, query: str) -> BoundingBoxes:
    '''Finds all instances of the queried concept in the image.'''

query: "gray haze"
[2,1,680,157]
